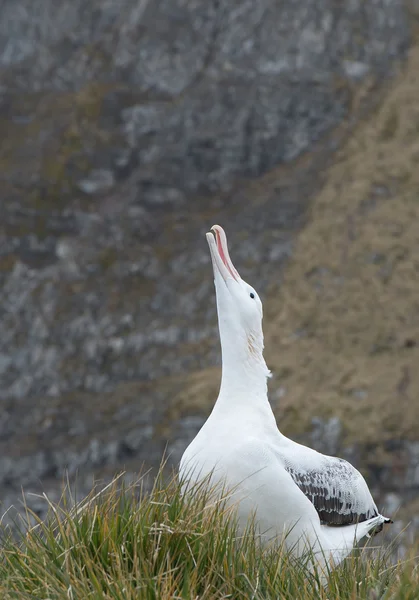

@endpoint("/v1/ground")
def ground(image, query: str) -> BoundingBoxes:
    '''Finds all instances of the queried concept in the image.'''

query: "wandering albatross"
[179,224,391,569]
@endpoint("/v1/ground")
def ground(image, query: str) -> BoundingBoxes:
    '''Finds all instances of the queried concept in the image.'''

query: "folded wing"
[276,447,379,526]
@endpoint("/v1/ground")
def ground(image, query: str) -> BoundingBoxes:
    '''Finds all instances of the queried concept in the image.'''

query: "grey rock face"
[0,0,409,400]
[0,0,409,193]
[0,0,411,519]
[77,169,115,194]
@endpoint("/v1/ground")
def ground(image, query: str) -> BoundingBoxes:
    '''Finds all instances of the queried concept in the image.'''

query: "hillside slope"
[167,44,419,520]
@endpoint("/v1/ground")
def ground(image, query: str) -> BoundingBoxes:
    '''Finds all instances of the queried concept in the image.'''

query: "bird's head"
[206,225,266,365]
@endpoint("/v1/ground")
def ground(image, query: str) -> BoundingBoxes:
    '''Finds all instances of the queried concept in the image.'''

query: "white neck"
[220,336,269,398]
[212,312,274,421]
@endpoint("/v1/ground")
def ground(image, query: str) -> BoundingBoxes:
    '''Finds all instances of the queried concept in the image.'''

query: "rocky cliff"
[0,0,416,537]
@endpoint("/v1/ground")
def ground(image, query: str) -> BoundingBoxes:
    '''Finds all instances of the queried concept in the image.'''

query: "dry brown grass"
[264,44,419,452]
[166,43,419,469]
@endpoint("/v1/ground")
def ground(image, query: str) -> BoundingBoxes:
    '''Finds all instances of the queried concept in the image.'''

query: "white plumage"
[180,224,391,571]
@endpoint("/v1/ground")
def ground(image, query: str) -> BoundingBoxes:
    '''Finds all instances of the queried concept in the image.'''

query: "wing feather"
[275,447,379,526]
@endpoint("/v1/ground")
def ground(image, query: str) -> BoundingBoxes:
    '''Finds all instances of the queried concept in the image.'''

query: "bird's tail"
[320,514,390,568]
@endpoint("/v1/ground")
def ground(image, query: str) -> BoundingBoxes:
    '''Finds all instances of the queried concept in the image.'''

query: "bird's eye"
[250,292,255,299]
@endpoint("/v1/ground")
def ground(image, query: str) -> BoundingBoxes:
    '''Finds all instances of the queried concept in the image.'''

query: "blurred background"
[0,0,418,548]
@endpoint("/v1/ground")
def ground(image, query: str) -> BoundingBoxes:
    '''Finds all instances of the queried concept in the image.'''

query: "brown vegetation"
[167,44,419,474]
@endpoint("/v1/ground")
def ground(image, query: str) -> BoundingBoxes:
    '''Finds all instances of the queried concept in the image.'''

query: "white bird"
[180,224,391,571]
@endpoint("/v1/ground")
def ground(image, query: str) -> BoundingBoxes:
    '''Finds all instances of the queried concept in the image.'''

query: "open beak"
[206,225,241,283]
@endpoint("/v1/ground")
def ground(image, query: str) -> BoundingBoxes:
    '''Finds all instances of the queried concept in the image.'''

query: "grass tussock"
[0,470,417,599]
